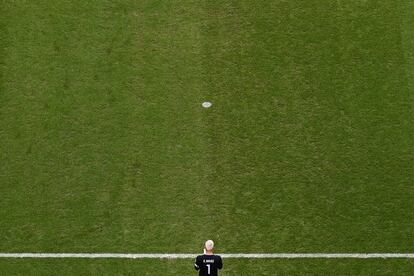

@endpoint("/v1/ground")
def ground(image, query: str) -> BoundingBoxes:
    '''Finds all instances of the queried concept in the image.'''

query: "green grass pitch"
[1,0,414,275]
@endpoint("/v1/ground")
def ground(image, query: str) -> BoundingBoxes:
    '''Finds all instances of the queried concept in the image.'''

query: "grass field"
[1,0,414,275]
[1,259,414,275]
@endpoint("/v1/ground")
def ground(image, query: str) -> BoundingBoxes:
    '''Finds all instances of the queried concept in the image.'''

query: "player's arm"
[194,256,201,271]
[217,256,223,269]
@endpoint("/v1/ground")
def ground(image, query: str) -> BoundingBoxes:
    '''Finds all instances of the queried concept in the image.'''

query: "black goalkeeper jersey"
[194,254,223,276]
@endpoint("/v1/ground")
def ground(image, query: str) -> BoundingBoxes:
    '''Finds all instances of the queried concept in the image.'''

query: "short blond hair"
[205,240,214,251]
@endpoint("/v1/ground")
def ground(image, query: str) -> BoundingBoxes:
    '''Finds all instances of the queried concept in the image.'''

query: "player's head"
[205,240,214,252]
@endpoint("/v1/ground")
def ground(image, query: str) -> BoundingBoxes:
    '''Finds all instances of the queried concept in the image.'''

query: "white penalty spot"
[202,101,212,108]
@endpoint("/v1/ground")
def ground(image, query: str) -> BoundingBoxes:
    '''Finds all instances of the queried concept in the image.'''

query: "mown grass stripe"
[0,253,413,259]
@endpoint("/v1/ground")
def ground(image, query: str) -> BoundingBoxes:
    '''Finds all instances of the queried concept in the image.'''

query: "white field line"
[0,253,413,259]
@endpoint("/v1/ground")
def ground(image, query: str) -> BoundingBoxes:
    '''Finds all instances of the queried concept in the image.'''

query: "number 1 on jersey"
[206,264,211,274]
